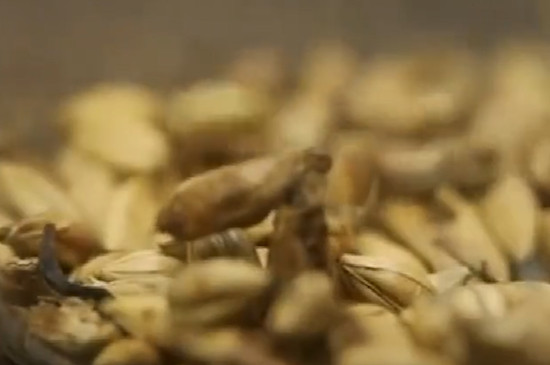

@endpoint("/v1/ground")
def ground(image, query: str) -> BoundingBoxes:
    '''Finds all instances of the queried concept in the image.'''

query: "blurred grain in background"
[0,0,545,144]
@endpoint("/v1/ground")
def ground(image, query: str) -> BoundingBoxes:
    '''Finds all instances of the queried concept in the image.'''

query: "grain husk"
[266,271,338,337]
[166,80,271,136]
[168,258,271,327]
[380,198,459,271]
[0,161,80,219]
[103,177,161,251]
[100,295,170,345]
[478,174,538,262]
[157,149,331,240]
[354,230,429,276]
[268,94,335,152]
[338,254,434,312]
[60,83,168,173]
[435,186,510,282]
[2,217,103,268]
[57,148,117,235]
[72,249,182,295]
[93,338,162,365]
[346,48,477,135]
[27,298,121,360]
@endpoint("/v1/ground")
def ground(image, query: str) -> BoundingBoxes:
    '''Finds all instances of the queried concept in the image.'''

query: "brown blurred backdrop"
[0,0,547,138]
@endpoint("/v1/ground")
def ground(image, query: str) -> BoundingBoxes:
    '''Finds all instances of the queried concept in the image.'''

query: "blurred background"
[1,0,548,136]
